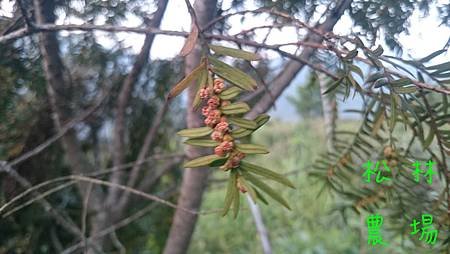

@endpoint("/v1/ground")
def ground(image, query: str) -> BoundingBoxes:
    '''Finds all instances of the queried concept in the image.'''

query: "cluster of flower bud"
[383,146,398,168]
[197,78,245,171]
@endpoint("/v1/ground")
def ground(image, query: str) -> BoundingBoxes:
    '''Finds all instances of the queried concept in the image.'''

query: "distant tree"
[287,72,323,119]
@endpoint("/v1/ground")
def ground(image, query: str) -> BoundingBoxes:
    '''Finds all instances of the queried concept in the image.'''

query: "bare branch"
[0,153,183,217]
[6,91,107,168]
[116,99,171,210]
[0,162,82,237]
[246,195,273,254]
[62,188,177,254]
[108,0,169,210]
[247,0,353,119]
[16,0,33,29]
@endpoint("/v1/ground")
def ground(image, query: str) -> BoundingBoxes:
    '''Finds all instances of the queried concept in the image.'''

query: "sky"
[1,0,449,120]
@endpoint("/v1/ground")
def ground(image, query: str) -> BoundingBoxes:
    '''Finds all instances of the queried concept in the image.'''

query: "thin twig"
[117,99,170,210]
[0,162,82,237]
[0,153,183,216]
[6,91,107,168]
[0,22,446,95]
[62,189,177,254]
[0,173,222,217]
[109,0,168,209]
[2,180,77,217]
[16,0,33,28]
[82,183,93,254]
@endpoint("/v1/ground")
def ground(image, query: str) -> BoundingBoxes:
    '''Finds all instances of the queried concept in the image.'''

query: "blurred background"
[0,0,449,253]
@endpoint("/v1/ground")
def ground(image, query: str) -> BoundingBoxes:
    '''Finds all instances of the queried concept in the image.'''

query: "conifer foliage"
[169,45,295,217]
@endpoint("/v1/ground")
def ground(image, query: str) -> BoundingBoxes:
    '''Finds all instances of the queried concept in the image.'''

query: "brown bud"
[236,178,247,193]
[383,146,396,159]
[223,134,233,142]
[221,100,230,107]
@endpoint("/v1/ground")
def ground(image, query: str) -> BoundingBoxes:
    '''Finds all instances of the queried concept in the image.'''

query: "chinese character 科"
[410,214,438,245]
[362,160,391,183]
[412,160,436,185]
[366,214,387,246]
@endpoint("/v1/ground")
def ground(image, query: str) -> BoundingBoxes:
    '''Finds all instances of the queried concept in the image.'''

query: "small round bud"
[214,145,225,157]
[215,121,229,133]
[221,141,234,152]
[221,100,230,107]
[199,87,211,100]
[204,117,215,127]
[223,134,233,142]
[236,178,247,193]
[211,131,223,142]
[207,96,220,108]
[383,146,396,158]
[214,78,224,86]
[201,106,211,117]
[213,80,225,94]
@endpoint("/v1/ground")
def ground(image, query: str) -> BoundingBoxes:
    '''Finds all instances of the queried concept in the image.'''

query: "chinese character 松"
[362,160,391,183]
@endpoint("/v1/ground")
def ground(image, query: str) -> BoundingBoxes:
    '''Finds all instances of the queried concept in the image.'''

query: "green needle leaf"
[221,102,250,115]
[183,154,224,168]
[242,172,292,210]
[209,44,262,61]
[184,139,219,147]
[236,144,269,154]
[222,171,237,216]
[177,127,213,138]
[240,161,295,188]
[208,56,257,91]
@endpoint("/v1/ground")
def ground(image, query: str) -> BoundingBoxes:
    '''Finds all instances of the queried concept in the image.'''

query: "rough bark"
[33,0,104,251]
[247,0,353,119]
[162,1,217,253]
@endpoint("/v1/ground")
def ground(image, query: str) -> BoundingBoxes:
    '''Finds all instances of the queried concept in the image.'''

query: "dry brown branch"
[116,99,171,211]
[0,22,446,95]
[108,0,169,212]
[6,91,107,168]
[62,188,177,254]
[0,163,82,237]
[0,153,183,216]
[1,174,222,216]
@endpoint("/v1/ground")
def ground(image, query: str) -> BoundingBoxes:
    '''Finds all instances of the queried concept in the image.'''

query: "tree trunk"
[33,0,104,252]
[163,1,217,253]
[318,73,337,152]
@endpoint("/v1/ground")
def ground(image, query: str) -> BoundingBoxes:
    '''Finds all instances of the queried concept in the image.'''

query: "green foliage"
[311,45,450,251]
[172,45,294,217]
